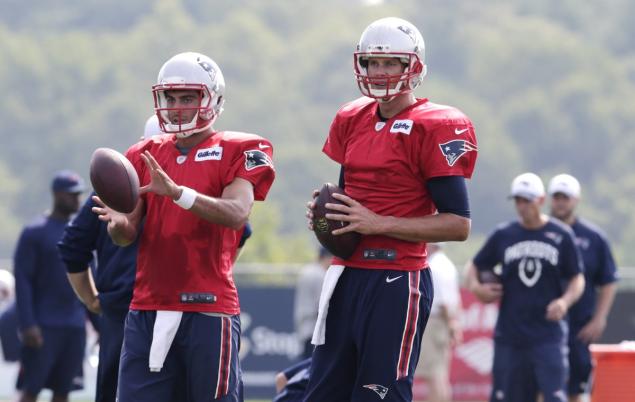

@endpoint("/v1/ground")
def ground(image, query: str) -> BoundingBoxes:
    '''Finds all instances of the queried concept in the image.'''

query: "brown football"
[312,183,361,259]
[89,148,140,213]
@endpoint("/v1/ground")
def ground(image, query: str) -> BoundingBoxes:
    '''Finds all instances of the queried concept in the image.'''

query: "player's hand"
[577,316,607,343]
[87,296,102,315]
[325,192,381,235]
[139,151,180,199]
[546,297,568,321]
[92,195,129,232]
[21,325,44,349]
[306,189,320,231]
[471,282,503,303]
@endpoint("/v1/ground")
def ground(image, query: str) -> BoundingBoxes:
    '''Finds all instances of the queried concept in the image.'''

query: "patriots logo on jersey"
[438,140,477,167]
[244,149,273,171]
[363,384,389,400]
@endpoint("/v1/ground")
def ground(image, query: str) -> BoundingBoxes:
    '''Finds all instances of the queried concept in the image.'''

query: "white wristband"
[173,186,197,210]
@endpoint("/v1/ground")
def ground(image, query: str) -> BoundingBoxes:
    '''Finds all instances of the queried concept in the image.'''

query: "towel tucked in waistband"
[311,265,345,346]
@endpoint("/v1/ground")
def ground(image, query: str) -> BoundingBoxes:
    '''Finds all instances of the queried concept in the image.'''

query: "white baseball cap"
[509,172,545,201]
[548,174,581,198]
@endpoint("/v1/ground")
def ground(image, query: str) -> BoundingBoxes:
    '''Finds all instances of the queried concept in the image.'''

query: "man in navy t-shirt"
[548,174,618,401]
[13,170,87,402]
[466,172,585,402]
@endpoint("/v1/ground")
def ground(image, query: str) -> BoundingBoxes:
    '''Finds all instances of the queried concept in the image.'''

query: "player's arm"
[139,150,253,229]
[577,282,617,342]
[13,229,43,348]
[59,195,102,313]
[186,177,253,230]
[327,176,470,242]
[67,270,101,314]
[546,273,585,321]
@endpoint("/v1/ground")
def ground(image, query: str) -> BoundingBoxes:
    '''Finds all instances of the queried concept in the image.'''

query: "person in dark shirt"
[548,174,618,401]
[466,172,585,402]
[13,170,87,402]
[58,193,136,402]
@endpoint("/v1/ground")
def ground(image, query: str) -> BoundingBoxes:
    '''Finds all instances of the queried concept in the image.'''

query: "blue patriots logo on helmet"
[438,140,477,167]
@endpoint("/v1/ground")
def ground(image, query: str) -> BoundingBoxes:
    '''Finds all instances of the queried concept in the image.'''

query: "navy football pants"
[304,267,433,402]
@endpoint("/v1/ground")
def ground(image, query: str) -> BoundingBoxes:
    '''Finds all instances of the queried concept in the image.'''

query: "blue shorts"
[567,327,593,396]
[304,267,433,402]
[491,341,568,402]
[117,310,242,402]
[17,326,86,395]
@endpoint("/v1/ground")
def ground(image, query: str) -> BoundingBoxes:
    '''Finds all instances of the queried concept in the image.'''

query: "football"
[312,183,362,259]
[478,269,502,284]
[89,148,140,213]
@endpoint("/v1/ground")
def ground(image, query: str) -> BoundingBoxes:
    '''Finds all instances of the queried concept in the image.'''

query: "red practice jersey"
[125,131,275,314]
[324,97,477,271]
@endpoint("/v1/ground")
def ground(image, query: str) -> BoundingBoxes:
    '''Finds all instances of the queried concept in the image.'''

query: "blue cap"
[51,170,86,193]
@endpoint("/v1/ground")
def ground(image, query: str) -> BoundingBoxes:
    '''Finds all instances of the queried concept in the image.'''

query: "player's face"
[164,89,202,125]
[54,192,82,215]
[366,57,406,90]
[550,193,578,221]
[513,196,542,222]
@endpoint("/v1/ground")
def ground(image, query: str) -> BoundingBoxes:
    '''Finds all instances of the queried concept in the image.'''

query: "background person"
[293,247,331,360]
[415,243,463,402]
[13,170,87,402]
[547,174,618,402]
[466,172,584,402]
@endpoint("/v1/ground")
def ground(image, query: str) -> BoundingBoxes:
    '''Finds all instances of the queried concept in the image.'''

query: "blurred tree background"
[0,0,634,265]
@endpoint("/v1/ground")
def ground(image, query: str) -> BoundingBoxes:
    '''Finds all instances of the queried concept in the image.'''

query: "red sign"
[414,289,498,401]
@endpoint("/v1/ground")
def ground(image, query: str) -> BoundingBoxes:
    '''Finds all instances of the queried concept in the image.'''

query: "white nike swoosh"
[385,275,403,283]
[258,143,270,149]
[455,128,469,135]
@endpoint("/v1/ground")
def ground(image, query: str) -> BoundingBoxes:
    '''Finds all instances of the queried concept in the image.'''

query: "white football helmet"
[354,17,427,101]
[152,52,225,138]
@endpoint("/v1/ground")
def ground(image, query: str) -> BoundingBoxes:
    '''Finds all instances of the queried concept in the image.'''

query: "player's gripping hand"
[325,192,380,235]
[545,297,568,321]
[139,150,181,200]
[305,189,320,231]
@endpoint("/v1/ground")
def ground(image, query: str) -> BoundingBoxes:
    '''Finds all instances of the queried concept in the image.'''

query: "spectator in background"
[13,170,87,402]
[547,174,618,402]
[0,269,20,362]
[415,243,462,402]
[58,192,137,402]
[293,247,331,360]
[465,172,584,402]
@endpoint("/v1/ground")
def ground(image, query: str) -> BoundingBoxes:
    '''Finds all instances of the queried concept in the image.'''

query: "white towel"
[149,311,183,372]
[311,265,345,346]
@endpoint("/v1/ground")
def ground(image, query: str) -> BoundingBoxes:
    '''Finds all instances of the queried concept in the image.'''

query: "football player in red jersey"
[93,52,275,402]
[305,17,477,401]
